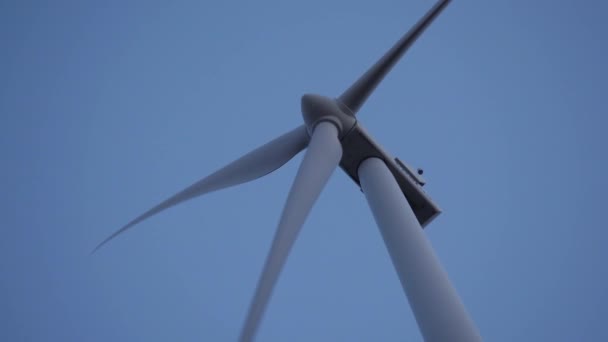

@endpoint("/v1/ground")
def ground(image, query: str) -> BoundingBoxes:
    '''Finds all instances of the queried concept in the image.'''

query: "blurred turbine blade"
[238,121,342,342]
[92,125,309,253]
[338,0,452,114]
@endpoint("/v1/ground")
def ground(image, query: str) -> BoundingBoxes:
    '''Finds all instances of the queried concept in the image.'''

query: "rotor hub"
[300,94,356,138]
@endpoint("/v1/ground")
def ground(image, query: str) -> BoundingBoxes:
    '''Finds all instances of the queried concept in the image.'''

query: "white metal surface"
[359,157,481,342]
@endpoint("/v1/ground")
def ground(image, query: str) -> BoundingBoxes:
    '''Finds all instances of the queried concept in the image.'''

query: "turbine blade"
[238,121,342,342]
[92,125,309,253]
[338,0,452,114]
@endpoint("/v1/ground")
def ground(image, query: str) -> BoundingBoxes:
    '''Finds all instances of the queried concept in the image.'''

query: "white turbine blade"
[338,0,452,115]
[239,121,342,342]
[93,125,309,253]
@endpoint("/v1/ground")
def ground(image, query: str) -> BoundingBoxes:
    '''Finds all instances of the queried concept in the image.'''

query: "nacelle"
[339,123,441,227]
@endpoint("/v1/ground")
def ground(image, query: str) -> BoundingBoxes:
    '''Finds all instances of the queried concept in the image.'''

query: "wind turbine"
[94,0,481,341]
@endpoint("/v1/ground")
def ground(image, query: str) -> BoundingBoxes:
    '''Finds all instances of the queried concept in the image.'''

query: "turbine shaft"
[92,125,309,253]
[338,0,452,114]
[238,121,342,342]
[359,157,481,342]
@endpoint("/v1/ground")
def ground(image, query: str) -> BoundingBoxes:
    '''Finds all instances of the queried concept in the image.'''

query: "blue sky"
[1,0,607,341]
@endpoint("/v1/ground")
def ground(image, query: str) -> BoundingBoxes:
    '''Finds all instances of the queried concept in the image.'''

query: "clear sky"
[1,0,607,341]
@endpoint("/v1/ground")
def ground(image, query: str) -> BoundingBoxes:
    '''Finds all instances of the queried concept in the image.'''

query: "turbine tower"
[94,0,482,341]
